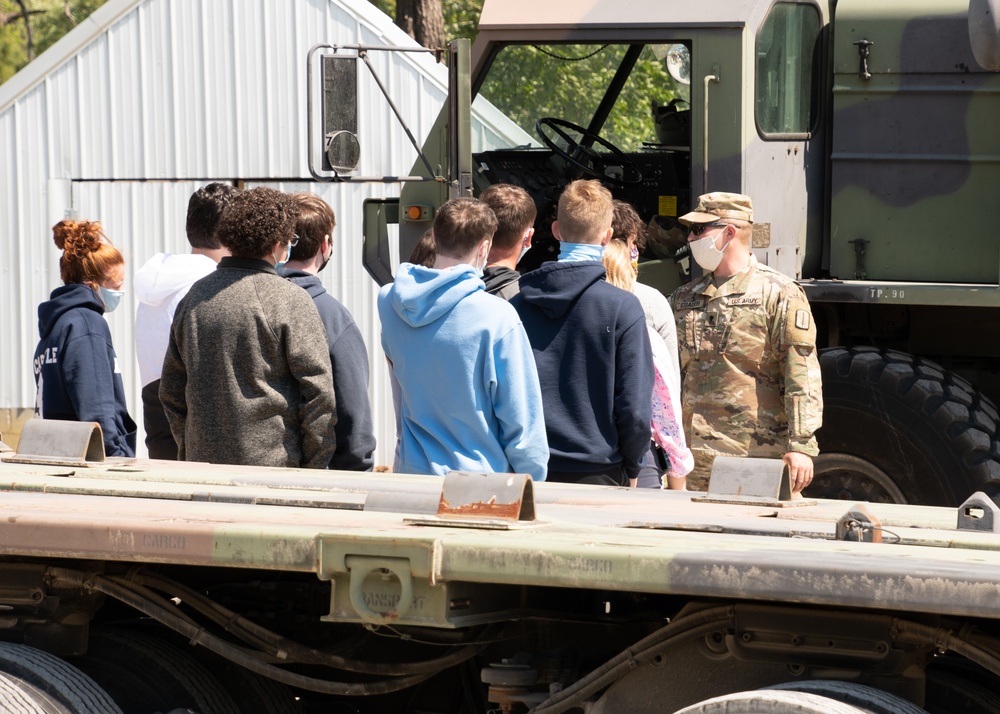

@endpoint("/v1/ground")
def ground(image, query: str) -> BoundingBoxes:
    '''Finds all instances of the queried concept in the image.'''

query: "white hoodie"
[133,253,217,386]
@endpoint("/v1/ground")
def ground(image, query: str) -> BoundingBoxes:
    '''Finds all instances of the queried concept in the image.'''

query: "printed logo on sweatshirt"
[34,377,44,418]
[33,347,59,374]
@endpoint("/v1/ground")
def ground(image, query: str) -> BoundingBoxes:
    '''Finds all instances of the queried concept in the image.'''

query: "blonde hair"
[557,180,613,244]
[53,220,124,287]
[603,240,637,292]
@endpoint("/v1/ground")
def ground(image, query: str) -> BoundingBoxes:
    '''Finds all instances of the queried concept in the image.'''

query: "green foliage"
[443,0,481,42]
[0,25,24,84]
[32,0,107,57]
[0,0,108,85]
[479,44,684,150]
[366,0,684,148]
[366,0,481,43]
[369,0,395,16]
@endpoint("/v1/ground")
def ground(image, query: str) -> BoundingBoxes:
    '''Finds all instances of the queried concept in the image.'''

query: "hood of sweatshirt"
[133,253,218,308]
[280,268,327,300]
[383,262,484,327]
[38,283,103,339]
[516,260,607,319]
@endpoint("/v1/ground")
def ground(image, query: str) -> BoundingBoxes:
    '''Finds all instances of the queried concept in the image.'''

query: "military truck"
[311,0,1000,509]
[5,419,1000,713]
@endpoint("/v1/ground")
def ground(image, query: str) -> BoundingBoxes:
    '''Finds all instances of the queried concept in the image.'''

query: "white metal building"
[0,0,518,464]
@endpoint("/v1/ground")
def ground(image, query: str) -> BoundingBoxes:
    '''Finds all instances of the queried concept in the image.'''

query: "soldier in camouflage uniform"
[669,192,823,493]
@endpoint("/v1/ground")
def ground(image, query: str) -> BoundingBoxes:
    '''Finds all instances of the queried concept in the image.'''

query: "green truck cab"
[316,0,1000,508]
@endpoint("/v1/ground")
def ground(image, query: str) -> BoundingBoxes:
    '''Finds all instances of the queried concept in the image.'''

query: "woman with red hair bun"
[33,220,136,457]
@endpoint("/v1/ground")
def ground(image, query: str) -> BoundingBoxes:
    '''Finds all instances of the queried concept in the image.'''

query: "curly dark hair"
[611,199,647,252]
[216,188,300,259]
[186,183,239,250]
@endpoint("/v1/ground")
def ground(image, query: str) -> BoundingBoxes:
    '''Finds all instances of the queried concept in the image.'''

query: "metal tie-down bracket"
[2,418,109,467]
[956,491,1000,532]
[404,471,538,529]
[836,503,883,542]
[693,456,816,507]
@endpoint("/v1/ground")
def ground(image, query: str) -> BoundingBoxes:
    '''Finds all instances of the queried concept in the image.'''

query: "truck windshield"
[473,42,690,154]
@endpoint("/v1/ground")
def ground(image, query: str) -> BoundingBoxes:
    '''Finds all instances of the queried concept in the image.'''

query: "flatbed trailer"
[3,437,1000,713]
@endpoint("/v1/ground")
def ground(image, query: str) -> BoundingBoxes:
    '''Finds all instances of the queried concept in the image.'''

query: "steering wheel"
[535,117,643,186]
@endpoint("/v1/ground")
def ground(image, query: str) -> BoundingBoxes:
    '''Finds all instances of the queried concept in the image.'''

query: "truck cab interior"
[470,41,693,275]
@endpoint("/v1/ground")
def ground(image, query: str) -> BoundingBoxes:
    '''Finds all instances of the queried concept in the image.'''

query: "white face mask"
[689,233,728,272]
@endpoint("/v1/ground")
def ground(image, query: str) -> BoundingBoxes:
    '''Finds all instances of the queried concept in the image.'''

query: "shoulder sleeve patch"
[783,297,817,347]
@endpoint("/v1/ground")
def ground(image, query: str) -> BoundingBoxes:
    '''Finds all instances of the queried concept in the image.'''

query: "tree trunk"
[396,0,445,55]
[14,0,35,60]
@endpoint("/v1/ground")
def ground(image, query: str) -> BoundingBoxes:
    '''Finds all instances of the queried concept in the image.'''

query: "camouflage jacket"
[669,255,822,459]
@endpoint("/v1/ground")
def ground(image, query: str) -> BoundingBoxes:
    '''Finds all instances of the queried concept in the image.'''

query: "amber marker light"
[403,205,433,221]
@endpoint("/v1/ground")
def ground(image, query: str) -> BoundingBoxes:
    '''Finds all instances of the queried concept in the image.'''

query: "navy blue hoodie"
[512,261,653,481]
[280,268,377,471]
[33,283,136,457]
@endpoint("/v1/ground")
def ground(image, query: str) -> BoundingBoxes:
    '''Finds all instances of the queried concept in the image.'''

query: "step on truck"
[311,0,1000,508]
[4,420,1000,712]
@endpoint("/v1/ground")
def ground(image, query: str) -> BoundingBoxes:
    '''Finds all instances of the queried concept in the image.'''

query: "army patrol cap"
[679,192,754,225]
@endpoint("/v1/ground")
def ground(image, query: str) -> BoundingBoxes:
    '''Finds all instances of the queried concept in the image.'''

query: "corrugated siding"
[0,0,521,465]
[24,0,458,181]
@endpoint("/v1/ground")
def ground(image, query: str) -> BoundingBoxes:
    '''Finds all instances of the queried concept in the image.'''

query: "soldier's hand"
[783,451,814,494]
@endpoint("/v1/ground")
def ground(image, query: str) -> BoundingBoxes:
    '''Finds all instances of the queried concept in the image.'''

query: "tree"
[369,0,482,51]
[0,0,107,84]
[395,0,444,51]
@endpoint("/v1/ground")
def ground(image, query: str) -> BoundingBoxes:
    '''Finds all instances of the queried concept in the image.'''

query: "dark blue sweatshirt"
[281,269,377,471]
[34,283,136,457]
[512,261,653,481]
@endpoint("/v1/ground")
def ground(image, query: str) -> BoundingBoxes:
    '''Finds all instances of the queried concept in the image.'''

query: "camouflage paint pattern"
[670,255,822,488]
[827,0,1000,283]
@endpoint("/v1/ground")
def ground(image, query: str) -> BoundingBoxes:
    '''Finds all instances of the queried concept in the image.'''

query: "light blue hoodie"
[378,262,547,481]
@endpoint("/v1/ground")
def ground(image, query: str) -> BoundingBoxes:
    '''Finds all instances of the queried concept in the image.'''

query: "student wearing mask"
[33,220,137,457]
[280,192,376,472]
[378,197,547,481]
[160,188,337,469]
[480,183,536,300]
[512,180,653,486]
[134,182,237,459]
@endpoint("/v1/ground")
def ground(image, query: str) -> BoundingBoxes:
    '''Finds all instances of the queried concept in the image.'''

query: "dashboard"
[472,147,691,269]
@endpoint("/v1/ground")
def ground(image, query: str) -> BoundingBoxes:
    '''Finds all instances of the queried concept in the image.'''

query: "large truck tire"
[811,347,1000,506]
[71,628,240,714]
[925,668,1000,714]
[924,654,1000,714]
[0,643,123,714]
[192,649,303,714]
[764,680,927,714]
[674,689,872,713]
[0,673,51,714]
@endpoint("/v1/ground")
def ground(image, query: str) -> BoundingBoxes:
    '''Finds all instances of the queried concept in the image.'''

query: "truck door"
[743,0,828,280]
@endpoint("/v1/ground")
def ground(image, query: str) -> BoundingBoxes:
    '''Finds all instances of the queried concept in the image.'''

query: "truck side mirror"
[320,56,360,173]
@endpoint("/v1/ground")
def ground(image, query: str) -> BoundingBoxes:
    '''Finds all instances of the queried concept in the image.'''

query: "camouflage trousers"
[685,451,716,492]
